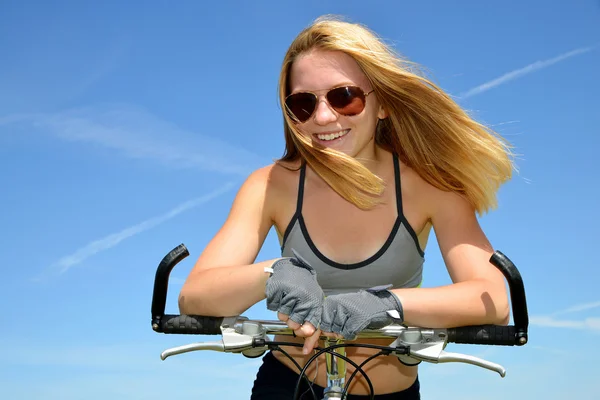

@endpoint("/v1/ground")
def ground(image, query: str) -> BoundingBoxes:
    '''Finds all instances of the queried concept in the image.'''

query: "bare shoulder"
[191,161,300,271]
[398,160,483,247]
[242,159,301,218]
[402,163,499,282]
[399,161,473,222]
[267,159,303,223]
[266,159,303,190]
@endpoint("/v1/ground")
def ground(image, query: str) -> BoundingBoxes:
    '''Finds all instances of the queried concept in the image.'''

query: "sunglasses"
[285,86,374,123]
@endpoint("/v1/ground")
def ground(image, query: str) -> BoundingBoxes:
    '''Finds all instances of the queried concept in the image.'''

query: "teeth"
[317,129,349,141]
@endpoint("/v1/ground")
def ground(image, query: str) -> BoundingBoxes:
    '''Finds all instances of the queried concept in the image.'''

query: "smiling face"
[287,49,387,159]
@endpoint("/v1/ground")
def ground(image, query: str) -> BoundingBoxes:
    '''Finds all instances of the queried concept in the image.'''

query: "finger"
[287,319,302,331]
[285,312,305,331]
[303,329,321,355]
[291,321,312,337]
[299,322,316,337]
[277,312,289,322]
[293,327,307,337]
[292,327,309,337]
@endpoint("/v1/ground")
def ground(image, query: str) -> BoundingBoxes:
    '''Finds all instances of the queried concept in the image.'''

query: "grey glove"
[320,285,404,340]
[265,250,324,328]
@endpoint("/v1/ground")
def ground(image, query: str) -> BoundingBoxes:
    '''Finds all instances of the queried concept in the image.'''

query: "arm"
[393,189,510,328]
[178,166,279,317]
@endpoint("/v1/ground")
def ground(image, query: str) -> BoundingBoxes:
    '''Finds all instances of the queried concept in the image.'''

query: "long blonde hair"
[277,16,514,214]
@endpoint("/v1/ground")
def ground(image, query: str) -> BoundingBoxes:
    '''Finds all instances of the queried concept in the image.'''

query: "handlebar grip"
[155,314,224,335]
[447,325,517,346]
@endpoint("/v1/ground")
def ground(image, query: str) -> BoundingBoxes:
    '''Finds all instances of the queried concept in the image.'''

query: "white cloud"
[529,315,600,331]
[461,46,594,98]
[530,300,600,332]
[1,103,266,175]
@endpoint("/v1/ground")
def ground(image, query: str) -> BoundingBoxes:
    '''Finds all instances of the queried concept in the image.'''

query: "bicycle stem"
[324,338,347,399]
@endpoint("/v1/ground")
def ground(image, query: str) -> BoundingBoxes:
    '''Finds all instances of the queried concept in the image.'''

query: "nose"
[312,98,338,126]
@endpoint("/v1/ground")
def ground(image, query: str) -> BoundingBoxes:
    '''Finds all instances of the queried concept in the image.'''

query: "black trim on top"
[298,214,402,270]
[392,154,425,257]
[281,154,425,262]
[393,152,403,215]
[296,161,306,212]
[392,154,424,257]
[280,162,306,251]
[401,214,425,257]
[296,154,403,270]
[280,215,298,253]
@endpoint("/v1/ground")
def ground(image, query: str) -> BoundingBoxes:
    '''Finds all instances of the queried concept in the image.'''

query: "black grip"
[447,325,517,346]
[156,314,224,335]
[489,251,529,332]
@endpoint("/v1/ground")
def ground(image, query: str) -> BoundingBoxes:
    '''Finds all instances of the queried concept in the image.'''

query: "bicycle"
[150,244,529,400]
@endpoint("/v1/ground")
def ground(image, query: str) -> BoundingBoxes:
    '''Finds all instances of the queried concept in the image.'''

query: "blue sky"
[1,1,599,398]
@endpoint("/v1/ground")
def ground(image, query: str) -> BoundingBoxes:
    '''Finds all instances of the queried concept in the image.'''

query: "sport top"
[280,154,425,296]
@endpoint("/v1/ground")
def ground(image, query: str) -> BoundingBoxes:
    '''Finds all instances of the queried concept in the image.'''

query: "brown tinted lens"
[327,86,366,116]
[285,92,317,122]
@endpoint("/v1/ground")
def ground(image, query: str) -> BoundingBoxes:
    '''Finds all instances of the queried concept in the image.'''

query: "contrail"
[48,182,236,275]
[554,300,600,315]
[461,46,594,98]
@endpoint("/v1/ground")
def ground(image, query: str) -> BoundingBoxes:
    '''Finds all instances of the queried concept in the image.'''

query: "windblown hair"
[277,15,514,214]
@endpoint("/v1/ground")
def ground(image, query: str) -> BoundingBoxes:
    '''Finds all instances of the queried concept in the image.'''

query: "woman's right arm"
[178,165,279,317]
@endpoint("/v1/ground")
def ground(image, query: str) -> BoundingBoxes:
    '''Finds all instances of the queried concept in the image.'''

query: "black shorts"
[250,351,420,399]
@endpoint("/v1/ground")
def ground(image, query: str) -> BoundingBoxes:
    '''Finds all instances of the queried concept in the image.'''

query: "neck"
[353,139,385,174]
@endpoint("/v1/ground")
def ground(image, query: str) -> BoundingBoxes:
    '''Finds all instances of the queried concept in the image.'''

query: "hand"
[320,286,404,340]
[265,249,324,347]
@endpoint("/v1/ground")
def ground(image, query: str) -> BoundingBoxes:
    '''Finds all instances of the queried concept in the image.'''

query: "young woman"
[178,16,514,399]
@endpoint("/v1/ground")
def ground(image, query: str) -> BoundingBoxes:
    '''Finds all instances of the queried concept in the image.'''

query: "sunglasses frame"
[284,85,375,123]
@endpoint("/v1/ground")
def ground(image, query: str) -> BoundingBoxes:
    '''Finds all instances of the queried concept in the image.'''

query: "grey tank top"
[280,153,425,296]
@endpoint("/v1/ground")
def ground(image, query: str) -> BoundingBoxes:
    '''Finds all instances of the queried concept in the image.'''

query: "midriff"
[272,334,419,395]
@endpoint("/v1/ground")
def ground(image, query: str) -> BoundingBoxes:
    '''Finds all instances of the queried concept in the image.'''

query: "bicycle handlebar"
[149,244,529,381]
[151,244,528,345]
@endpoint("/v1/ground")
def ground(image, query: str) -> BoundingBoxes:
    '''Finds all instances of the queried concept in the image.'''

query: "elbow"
[493,290,510,326]
[494,301,510,326]
[178,286,192,315]
[481,280,510,326]
[496,282,511,325]
[178,281,203,315]
[177,280,226,316]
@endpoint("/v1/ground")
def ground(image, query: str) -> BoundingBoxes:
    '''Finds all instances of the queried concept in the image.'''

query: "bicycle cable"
[262,340,410,400]
[269,344,318,400]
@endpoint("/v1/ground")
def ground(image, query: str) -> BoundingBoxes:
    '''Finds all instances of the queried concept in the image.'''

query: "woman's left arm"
[392,189,510,328]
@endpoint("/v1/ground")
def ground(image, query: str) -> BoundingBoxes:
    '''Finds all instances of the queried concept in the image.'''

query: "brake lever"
[390,328,507,377]
[161,341,225,360]
[160,317,269,360]
[410,342,506,377]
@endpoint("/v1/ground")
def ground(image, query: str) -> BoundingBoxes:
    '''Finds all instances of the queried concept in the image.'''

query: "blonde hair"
[277,15,515,214]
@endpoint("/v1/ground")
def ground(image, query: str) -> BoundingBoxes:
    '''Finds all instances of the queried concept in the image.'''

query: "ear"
[377,106,388,120]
